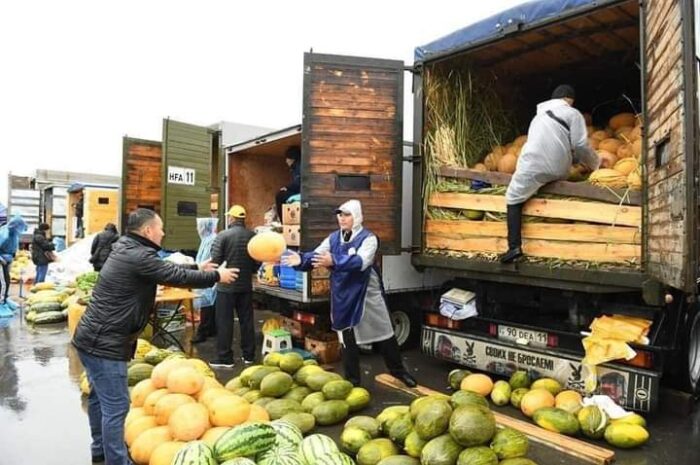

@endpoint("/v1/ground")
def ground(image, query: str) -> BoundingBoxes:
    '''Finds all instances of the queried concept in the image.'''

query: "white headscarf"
[336,199,363,232]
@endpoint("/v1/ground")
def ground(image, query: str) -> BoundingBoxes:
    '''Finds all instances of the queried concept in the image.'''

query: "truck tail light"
[425,313,461,330]
[623,350,654,370]
[488,323,498,336]
[547,334,559,347]
[293,310,315,326]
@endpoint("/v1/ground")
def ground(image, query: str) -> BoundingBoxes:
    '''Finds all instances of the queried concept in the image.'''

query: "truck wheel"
[391,309,421,349]
[683,306,700,394]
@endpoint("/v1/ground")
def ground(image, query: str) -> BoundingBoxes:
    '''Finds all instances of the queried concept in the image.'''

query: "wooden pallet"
[375,374,616,465]
[425,220,641,263]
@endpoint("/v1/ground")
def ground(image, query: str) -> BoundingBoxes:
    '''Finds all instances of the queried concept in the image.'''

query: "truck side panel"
[301,53,404,253]
[121,137,162,229]
[643,0,696,291]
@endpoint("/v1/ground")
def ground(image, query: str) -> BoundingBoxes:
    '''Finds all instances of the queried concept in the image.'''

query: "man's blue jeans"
[77,349,132,465]
[35,264,48,283]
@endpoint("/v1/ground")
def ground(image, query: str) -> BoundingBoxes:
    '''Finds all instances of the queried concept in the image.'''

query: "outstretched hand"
[281,251,301,267]
[311,251,333,269]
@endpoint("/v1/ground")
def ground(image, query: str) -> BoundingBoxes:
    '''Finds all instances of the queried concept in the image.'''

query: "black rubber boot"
[500,203,524,263]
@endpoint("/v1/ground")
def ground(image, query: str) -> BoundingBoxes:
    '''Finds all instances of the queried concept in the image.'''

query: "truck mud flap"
[422,325,660,413]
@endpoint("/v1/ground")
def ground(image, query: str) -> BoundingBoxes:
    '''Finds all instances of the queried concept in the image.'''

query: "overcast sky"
[0,0,524,205]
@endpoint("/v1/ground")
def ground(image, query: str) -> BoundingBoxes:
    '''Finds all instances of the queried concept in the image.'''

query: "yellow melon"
[126,407,148,428]
[167,366,205,395]
[589,169,628,189]
[149,441,186,465]
[460,373,494,396]
[199,388,237,409]
[247,231,287,262]
[196,377,225,401]
[555,390,583,414]
[497,154,518,174]
[597,150,618,169]
[151,359,190,389]
[614,158,638,176]
[186,358,216,378]
[627,169,642,190]
[609,113,638,131]
[598,138,623,154]
[169,402,211,441]
[201,426,232,448]
[131,379,158,408]
[209,396,252,427]
[125,415,158,447]
[130,425,172,465]
[154,393,196,426]
[591,130,611,141]
[247,404,271,422]
[588,137,599,150]
[520,388,555,417]
[143,389,169,416]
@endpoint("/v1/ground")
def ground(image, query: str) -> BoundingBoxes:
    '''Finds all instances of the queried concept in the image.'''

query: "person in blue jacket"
[0,215,28,317]
[282,200,417,387]
[191,217,219,343]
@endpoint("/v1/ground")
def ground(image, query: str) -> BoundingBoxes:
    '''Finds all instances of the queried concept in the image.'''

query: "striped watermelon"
[214,421,277,462]
[172,440,217,465]
[220,459,257,465]
[299,434,339,465]
[271,420,304,448]
[317,452,355,465]
[257,445,305,465]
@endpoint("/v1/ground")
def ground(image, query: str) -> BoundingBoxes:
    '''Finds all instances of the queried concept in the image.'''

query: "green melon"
[281,412,316,434]
[239,365,264,386]
[312,400,350,426]
[294,365,325,386]
[249,366,282,389]
[306,371,342,391]
[509,388,529,409]
[578,406,609,439]
[127,363,154,386]
[264,352,283,367]
[356,438,400,465]
[508,370,531,390]
[377,456,420,465]
[345,415,381,438]
[388,413,413,446]
[420,434,462,465]
[414,399,452,440]
[346,387,371,412]
[489,428,529,460]
[283,386,313,403]
[448,369,472,391]
[497,459,538,465]
[280,353,305,374]
[604,423,649,449]
[410,395,451,420]
[457,447,498,465]
[532,407,580,435]
[266,399,304,420]
[261,372,294,397]
[254,397,278,408]
[449,405,496,447]
[376,405,410,435]
[341,427,373,454]
[302,392,326,412]
[243,389,264,403]
[450,390,489,410]
[404,430,428,458]
[322,380,354,400]
[490,380,512,406]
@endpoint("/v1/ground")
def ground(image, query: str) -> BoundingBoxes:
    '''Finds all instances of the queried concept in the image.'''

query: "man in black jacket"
[72,208,238,465]
[31,223,55,283]
[89,223,119,271]
[210,205,257,368]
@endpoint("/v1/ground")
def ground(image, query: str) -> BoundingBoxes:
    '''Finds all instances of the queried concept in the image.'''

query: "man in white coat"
[501,85,600,263]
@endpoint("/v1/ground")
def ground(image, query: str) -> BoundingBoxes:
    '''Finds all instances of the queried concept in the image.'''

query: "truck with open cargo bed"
[241,0,697,412]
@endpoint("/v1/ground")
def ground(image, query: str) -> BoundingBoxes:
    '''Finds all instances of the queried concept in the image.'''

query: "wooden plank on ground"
[425,234,640,263]
[425,220,641,245]
[437,166,641,206]
[374,374,615,465]
[429,193,641,227]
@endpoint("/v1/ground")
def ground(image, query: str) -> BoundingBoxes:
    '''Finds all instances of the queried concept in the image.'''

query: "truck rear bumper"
[422,325,660,412]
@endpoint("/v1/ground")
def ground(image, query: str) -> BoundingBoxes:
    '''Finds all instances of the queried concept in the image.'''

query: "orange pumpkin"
[609,112,637,131]
[513,135,528,147]
[629,125,642,142]
[209,396,252,427]
[154,393,196,426]
[591,130,611,141]
[460,373,494,396]
[169,403,211,441]
[247,231,287,263]
[472,163,488,172]
[520,388,555,417]
[598,138,623,154]
[130,426,172,465]
[597,150,618,169]
[167,366,205,396]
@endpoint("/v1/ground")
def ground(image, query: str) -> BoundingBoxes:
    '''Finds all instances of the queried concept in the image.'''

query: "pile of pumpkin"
[447,369,650,450]
[337,392,536,465]
[470,112,643,191]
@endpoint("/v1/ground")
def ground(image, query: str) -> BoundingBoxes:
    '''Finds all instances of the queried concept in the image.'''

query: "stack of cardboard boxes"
[282,203,301,246]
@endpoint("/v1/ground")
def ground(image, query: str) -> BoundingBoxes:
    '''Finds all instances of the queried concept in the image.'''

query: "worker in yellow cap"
[209,205,258,367]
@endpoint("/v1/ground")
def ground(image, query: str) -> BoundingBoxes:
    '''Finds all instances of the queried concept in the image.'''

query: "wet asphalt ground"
[1,287,700,465]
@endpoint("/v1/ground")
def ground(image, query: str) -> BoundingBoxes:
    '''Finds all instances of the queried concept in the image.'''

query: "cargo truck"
[242,0,696,412]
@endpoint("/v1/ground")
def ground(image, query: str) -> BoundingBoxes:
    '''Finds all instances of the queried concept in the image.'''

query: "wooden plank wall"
[84,189,119,235]
[302,54,403,252]
[644,0,688,289]
[122,139,162,229]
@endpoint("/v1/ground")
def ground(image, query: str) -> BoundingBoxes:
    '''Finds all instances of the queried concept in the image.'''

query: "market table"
[150,288,197,352]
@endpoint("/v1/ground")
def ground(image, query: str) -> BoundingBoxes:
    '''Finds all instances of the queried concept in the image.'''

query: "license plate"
[498,325,548,347]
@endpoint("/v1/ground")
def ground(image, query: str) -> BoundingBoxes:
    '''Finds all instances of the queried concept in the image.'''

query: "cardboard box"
[281,315,308,340]
[311,278,330,297]
[282,203,301,225]
[283,225,300,247]
[305,333,342,364]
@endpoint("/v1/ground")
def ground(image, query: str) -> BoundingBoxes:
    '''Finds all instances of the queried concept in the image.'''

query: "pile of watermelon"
[448,368,650,450]
[224,352,371,430]
[172,423,354,465]
[338,392,534,465]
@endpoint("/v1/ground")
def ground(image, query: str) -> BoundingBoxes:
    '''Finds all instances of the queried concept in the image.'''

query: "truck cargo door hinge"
[403,155,422,164]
